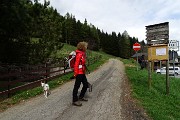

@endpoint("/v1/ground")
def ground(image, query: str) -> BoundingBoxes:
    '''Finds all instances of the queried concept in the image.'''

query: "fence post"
[45,62,48,78]
[8,78,10,98]
[64,59,66,73]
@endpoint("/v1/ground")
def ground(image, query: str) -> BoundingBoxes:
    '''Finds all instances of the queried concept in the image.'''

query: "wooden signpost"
[146,22,169,94]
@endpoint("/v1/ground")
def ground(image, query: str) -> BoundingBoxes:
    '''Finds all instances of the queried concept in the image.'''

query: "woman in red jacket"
[72,42,89,106]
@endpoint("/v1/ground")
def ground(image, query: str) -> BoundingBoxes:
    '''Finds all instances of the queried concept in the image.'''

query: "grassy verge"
[121,59,180,120]
[0,48,112,112]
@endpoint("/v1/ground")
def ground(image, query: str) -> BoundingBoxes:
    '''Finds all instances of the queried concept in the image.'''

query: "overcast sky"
[41,0,180,42]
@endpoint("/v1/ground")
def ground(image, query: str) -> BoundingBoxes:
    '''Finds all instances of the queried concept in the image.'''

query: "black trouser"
[73,74,88,102]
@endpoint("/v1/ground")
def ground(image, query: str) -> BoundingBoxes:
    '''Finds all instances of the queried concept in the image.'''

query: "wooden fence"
[0,55,101,99]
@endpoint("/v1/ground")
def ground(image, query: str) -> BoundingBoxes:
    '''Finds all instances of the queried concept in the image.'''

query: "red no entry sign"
[133,42,141,51]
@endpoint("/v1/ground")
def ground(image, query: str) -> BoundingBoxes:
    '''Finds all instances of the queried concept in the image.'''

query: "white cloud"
[41,0,180,42]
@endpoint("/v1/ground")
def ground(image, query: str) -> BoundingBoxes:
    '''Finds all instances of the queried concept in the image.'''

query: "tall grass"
[122,59,180,120]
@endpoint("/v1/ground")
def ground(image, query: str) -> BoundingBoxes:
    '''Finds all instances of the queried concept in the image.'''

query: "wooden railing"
[0,55,101,99]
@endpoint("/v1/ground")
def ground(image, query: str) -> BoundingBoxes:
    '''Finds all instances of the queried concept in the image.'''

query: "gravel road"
[0,59,125,120]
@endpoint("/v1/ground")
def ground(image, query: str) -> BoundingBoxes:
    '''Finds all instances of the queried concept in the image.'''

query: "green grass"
[123,59,180,120]
[54,43,77,58]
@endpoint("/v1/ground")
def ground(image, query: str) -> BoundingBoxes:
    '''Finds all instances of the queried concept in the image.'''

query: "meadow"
[122,58,180,120]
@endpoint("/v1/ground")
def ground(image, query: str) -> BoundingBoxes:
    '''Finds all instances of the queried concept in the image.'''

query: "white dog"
[41,81,50,98]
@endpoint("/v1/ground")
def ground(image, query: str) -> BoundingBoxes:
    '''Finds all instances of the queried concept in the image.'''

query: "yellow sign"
[148,44,168,61]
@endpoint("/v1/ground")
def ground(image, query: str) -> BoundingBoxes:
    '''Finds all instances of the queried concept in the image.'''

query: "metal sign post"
[169,40,179,77]
[133,42,141,71]
[166,60,169,95]
[136,51,138,71]
[173,50,175,77]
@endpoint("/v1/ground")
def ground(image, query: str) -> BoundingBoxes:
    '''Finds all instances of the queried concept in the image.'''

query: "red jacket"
[74,50,86,77]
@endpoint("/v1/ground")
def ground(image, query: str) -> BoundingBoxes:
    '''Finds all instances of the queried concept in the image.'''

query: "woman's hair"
[77,41,88,51]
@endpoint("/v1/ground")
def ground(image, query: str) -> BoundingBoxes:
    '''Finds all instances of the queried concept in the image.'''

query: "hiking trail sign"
[133,42,141,51]
[146,22,169,45]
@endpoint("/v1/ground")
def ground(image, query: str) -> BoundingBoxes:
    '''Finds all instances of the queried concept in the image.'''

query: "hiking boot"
[72,101,82,106]
[79,97,88,101]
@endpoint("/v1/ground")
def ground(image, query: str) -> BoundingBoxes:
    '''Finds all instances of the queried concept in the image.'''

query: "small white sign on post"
[169,40,179,51]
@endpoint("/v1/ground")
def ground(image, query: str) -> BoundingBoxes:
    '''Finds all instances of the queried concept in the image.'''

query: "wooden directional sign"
[133,42,141,51]
[146,22,169,45]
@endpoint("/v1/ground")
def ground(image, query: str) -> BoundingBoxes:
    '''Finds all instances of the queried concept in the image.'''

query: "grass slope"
[122,59,180,120]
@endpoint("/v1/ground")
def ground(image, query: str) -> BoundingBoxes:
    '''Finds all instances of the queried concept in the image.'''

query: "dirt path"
[0,58,149,120]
